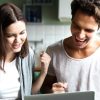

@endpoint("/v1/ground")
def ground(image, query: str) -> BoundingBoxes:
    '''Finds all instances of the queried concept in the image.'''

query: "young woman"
[0,3,51,100]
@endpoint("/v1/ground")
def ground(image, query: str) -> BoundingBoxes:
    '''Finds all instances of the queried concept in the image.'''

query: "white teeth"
[75,37,85,42]
[77,39,84,42]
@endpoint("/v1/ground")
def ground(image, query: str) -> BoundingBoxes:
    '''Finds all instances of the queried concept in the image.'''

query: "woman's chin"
[13,48,21,53]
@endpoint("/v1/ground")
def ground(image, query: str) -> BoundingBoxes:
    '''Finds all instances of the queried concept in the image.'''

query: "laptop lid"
[24,91,94,100]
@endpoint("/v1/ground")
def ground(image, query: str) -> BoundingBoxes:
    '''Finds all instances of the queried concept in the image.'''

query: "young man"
[40,0,100,100]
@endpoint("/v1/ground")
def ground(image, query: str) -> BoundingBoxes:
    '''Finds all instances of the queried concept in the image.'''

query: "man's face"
[71,10,98,49]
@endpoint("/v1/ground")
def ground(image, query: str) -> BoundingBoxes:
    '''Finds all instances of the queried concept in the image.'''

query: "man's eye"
[20,31,25,35]
[85,29,94,33]
[72,23,80,29]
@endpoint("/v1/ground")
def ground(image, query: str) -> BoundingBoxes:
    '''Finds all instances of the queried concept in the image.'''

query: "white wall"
[26,24,71,66]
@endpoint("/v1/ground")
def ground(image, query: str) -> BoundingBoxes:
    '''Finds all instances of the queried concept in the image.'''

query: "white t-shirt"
[0,59,20,99]
[47,40,100,100]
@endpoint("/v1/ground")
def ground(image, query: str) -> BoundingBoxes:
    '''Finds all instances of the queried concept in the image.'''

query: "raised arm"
[32,52,51,94]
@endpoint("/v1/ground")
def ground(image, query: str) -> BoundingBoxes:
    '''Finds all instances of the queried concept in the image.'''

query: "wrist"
[40,70,47,76]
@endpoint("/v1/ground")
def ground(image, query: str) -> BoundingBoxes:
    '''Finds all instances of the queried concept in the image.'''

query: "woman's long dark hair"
[0,3,29,70]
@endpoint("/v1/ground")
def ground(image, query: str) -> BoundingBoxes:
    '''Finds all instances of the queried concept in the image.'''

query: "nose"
[78,30,85,39]
[14,35,21,42]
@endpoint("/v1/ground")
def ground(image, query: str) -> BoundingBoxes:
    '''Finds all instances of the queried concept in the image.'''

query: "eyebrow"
[72,21,95,32]
[6,30,25,35]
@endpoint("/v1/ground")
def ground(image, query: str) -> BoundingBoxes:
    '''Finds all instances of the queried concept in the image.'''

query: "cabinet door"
[58,0,72,22]
[24,4,42,23]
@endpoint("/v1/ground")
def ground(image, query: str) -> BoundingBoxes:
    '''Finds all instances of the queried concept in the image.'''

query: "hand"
[52,82,68,93]
[40,51,51,75]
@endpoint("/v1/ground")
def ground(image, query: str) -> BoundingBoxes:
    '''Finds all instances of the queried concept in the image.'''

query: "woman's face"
[71,10,99,49]
[5,21,27,53]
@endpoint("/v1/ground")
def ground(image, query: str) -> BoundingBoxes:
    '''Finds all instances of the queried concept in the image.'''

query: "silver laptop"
[24,91,94,100]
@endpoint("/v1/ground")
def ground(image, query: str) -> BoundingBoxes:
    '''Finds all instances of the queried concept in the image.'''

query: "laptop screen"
[24,91,94,100]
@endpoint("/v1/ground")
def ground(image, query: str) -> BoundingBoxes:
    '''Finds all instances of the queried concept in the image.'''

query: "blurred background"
[1,0,100,67]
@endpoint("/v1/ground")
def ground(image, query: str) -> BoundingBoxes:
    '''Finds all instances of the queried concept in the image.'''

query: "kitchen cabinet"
[23,0,53,23]
[23,4,42,23]
[58,0,72,22]
[24,0,71,24]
